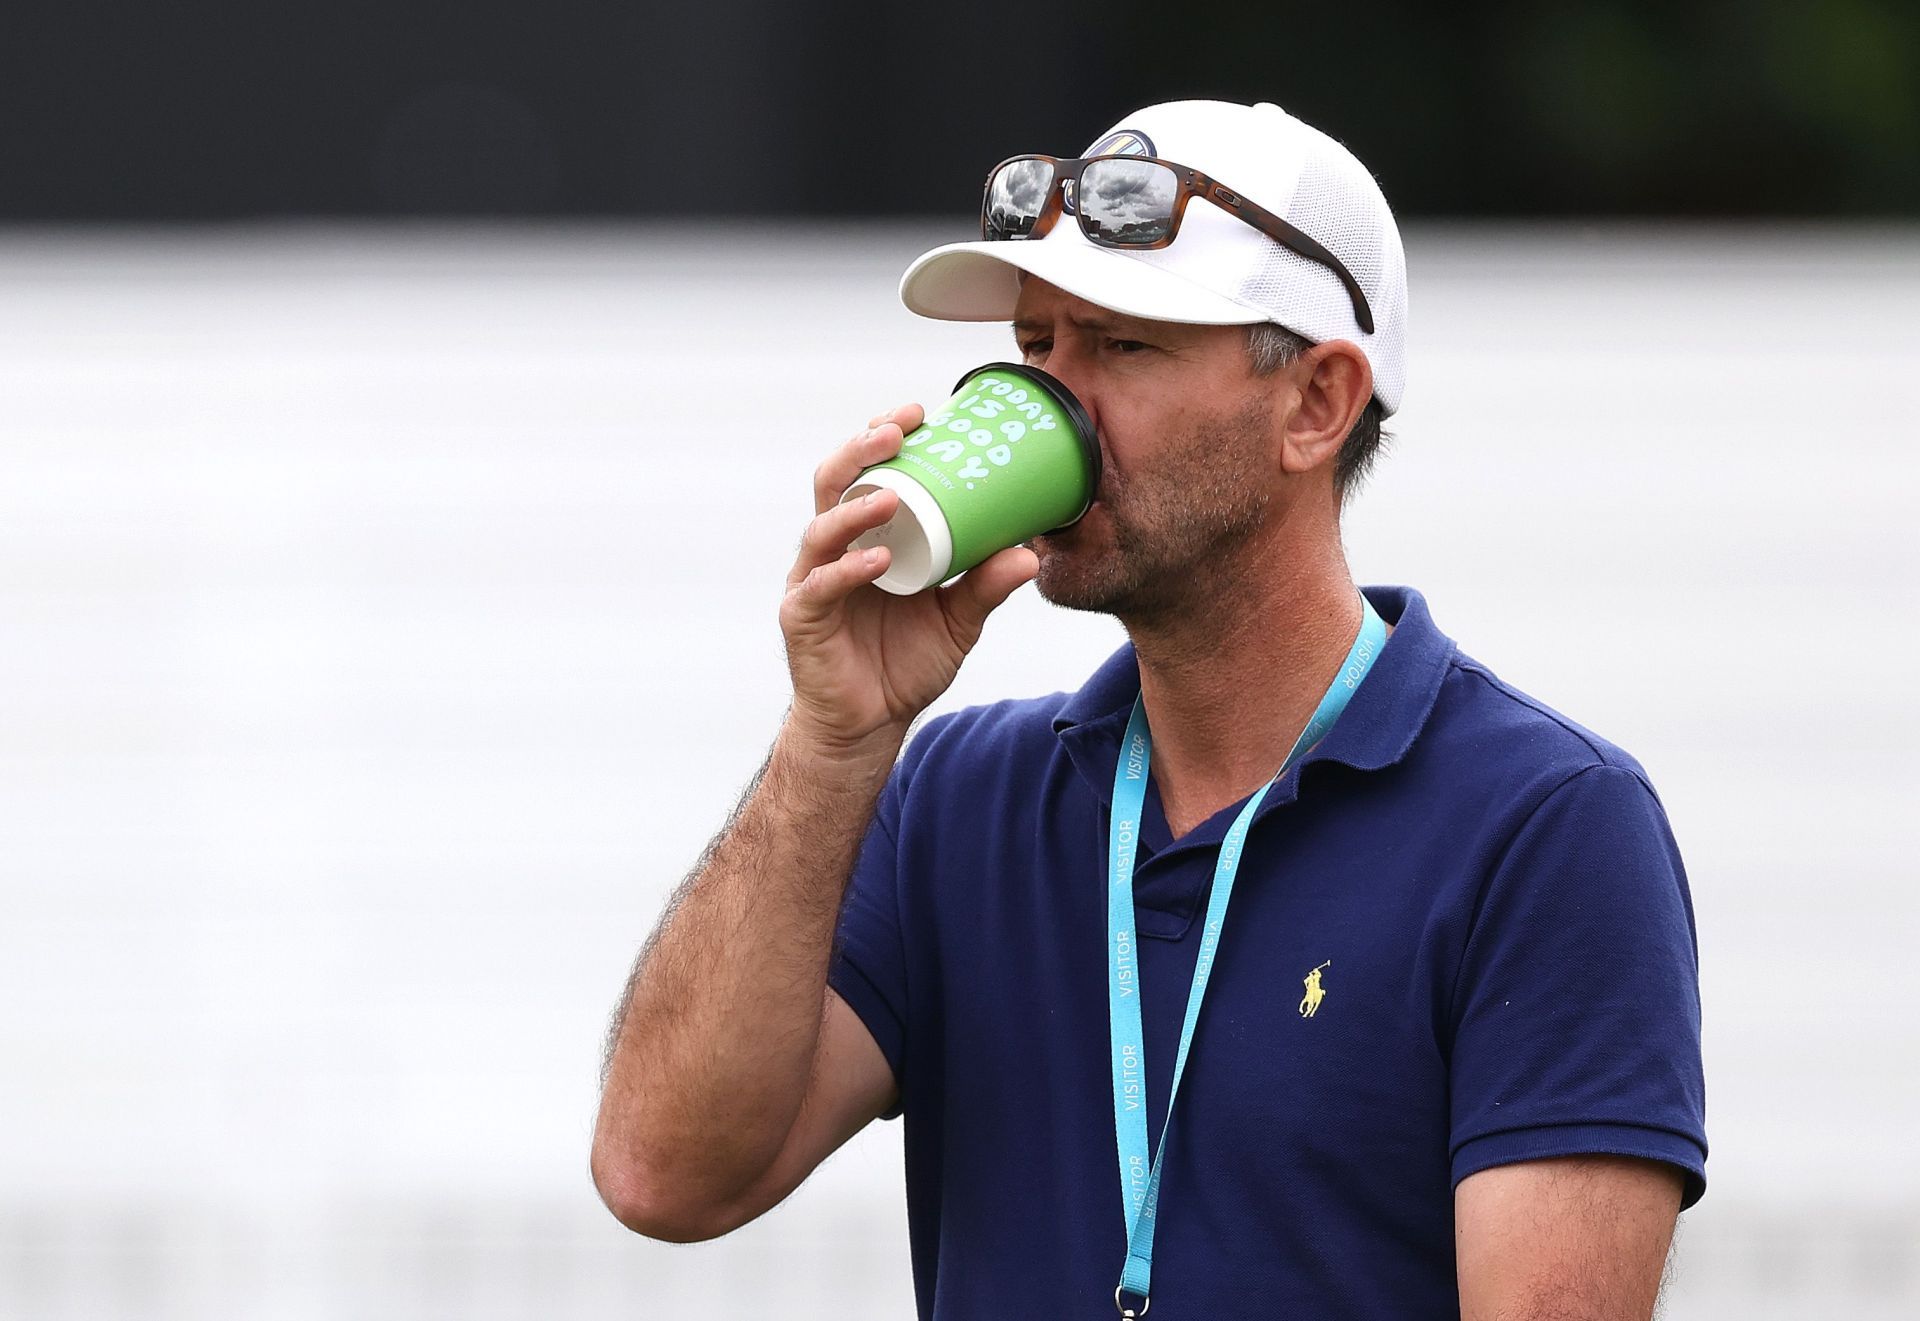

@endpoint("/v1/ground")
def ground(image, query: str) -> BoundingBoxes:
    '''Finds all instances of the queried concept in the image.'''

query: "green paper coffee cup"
[841,362,1100,595]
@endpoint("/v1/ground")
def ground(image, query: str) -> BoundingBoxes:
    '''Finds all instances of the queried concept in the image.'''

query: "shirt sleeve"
[1448,764,1708,1209]
[826,721,935,1122]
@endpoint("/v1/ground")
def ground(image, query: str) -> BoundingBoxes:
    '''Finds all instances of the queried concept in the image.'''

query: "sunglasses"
[980,153,1375,336]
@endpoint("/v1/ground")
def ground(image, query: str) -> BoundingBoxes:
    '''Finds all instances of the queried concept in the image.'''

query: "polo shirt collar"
[1051,583,1454,818]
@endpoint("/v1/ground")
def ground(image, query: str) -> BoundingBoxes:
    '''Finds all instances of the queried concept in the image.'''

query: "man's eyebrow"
[1010,314,1151,339]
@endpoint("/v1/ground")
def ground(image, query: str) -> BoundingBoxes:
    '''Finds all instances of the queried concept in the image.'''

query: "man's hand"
[782,403,1039,757]
[1456,1155,1683,1321]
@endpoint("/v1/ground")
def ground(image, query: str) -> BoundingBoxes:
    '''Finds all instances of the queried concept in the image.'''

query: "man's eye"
[1018,337,1147,355]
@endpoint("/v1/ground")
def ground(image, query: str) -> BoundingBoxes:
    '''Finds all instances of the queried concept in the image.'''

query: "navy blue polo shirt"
[828,583,1706,1319]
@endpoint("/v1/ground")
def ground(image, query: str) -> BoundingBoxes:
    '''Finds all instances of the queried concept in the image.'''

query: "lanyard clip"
[1115,1285,1151,1318]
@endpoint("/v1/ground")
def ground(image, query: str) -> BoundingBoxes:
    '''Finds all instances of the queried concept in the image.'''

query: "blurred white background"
[1,222,1915,1319]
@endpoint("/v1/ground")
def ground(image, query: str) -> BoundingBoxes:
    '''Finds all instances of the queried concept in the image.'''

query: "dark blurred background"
[7,0,1917,221]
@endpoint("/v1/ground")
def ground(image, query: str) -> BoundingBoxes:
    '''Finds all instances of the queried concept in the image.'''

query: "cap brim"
[899,239,1270,327]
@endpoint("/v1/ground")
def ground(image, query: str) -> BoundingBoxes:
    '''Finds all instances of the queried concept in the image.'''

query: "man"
[592,99,1707,1319]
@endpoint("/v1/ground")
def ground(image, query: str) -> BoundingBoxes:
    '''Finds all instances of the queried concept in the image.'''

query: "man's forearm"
[591,716,903,1223]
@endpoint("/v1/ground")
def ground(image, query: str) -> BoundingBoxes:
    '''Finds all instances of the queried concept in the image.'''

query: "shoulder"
[880,691,1078,853]
[1395,646,1686,886]
[1423,647,1665,810]
[901,690,1069,776]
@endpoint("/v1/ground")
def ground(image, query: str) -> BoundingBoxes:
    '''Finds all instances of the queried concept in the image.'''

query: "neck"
[1124,529,1376,831]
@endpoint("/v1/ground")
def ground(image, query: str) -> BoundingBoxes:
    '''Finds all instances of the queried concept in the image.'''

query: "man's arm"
[1455,1155,1683,1321]
[590,722,902,1242]
[590,400,1038,1242]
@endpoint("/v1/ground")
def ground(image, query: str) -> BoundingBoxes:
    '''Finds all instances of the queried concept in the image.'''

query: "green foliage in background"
[1121,0,1920,214]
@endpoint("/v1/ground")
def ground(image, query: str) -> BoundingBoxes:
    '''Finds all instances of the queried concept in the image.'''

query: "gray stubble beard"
[1032,393,1275,626]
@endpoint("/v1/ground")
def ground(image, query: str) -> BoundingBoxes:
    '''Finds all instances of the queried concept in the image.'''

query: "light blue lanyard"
[1107,594,1387,1316]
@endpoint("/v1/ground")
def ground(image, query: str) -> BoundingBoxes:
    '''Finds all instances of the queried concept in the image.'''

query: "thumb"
[937,545,1040,650]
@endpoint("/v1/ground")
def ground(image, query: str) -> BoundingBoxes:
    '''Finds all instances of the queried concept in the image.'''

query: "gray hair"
[1244,322,1388,512]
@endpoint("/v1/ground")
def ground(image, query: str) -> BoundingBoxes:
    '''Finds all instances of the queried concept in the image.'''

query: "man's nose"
[1028,342,1102,442]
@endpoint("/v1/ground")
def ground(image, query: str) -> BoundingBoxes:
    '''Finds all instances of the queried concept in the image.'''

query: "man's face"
[1013,276,1279,622]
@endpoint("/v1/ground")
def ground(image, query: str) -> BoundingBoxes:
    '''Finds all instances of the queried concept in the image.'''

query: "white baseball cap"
[898,99,1409,415]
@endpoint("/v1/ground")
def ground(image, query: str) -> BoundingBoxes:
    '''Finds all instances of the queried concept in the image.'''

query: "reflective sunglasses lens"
[985,159,1055,239]
[1078,159,1179,245]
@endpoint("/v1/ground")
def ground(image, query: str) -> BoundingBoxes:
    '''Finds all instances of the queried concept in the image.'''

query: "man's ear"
[1279,340,1372,477]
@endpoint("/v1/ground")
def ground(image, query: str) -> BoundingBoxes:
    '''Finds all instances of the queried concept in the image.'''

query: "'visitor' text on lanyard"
[1107,593,1387,1317]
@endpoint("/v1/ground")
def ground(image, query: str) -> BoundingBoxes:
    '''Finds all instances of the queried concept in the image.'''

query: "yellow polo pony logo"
[1298,961,1331,1018]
